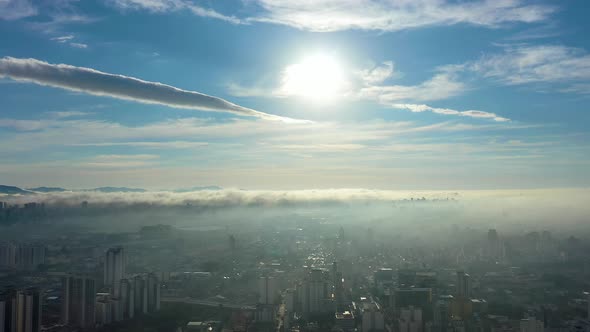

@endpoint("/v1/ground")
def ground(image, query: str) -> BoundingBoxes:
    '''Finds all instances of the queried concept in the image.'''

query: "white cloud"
[249,0,555,32]
[48,111,93,118]
[0,0,37,20]
[0,57,304,122]
[69,42,88,49]
[471,45,590,88]
[80,154,160,169]
[71,141,209,149]
[51,35,74,43]
[359,72,466,103]
[358,61,394,85]
[106,0,242,24]
[392,104,510,122]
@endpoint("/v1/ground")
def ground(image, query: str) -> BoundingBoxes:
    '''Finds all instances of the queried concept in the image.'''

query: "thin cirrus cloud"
[393,104,510,122]
[0,57,303,122]
[105,0,242,24]
[470,45,590,90]
[248,0,555,32]
[0,0,37,20]
[102,0,554,32]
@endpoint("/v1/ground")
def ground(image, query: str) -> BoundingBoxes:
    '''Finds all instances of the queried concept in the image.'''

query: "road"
[161,297,255,310]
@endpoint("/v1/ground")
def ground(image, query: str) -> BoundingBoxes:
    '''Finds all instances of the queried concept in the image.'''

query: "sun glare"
[280,54,346,102]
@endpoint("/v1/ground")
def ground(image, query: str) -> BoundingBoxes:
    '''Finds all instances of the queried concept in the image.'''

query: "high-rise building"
[434,295,453,332]
[0,245,45,271]
[104,247,126,296]
[16,245,45,271]
[146,273,160,312]
[332,262,345,310]
[119,279,135,320]
[300,268,333,317]
[361,302,385,332]
[0,287,41,332]
[0,244,16,268]
[399,306,422,332]
[257,276,277,305]
[61,276,96,329]
[0,295,5,332]
[456,271,470,299]
[133,276,148,316]
[95,293,118,326]
[335,311,355,332]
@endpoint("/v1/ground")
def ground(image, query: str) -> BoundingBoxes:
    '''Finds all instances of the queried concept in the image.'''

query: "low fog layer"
[1,188,589,234]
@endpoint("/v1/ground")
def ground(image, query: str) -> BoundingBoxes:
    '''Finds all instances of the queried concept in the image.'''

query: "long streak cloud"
[0,57,300,122]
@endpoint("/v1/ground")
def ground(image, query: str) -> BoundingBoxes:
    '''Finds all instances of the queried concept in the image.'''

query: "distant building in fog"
[456,271,470,298]
[146,273,161,312]
[300,268,333,317]
[104,247,126,296]
[133,275,148,316]
[362,302,385,332]
[258,276,277,305]
[399,306,422,332]
[0,244,45,270]
[119,278,135,320]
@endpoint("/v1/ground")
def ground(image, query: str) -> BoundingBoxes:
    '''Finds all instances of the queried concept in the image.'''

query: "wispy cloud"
[0,0,37,20]
[359,72,466,103]
[393,104,510,122]
[248,0,555,32]
[47,111,94,119]
[71,141,209,149]
[106,0,242,24]
[470,45,590,89]
[0,57,303,122]
[50,35,75,43]
[80,154,160,169]
[69,42,88,49]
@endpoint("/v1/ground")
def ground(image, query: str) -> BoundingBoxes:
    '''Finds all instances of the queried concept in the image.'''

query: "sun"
[280,54,346,102]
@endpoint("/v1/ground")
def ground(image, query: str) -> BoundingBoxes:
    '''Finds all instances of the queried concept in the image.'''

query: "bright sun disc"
[280,54,345,102]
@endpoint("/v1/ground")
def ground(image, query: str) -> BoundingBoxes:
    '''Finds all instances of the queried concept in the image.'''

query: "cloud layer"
[249,0,554,32]
[0,57,298,122]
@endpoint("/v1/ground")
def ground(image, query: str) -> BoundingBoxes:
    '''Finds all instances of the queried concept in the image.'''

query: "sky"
[0,0,590,190]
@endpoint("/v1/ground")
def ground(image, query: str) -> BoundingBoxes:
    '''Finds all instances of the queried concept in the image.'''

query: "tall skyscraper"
[362,302,385,332]
[0,244,16,268]
[61,276,96,329]
[300,268,333,317]
[0,287,41,332]
[257,276,277,305]
[399,306,422,332]
[455,271,470,299]
[133,276,147,316]
[104,247,126,296]
[146,273,161,312]
[0,245,45,271]
[119,279,135,320]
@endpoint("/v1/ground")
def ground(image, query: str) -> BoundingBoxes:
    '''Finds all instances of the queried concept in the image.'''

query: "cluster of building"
[0,287,42,332]
[0,202,46,225]
[0,246,161,332]
[62,247,161,328]
[0,244,46,271]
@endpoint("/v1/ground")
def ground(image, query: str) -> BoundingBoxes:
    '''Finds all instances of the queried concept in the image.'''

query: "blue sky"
[0,0,589,190]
